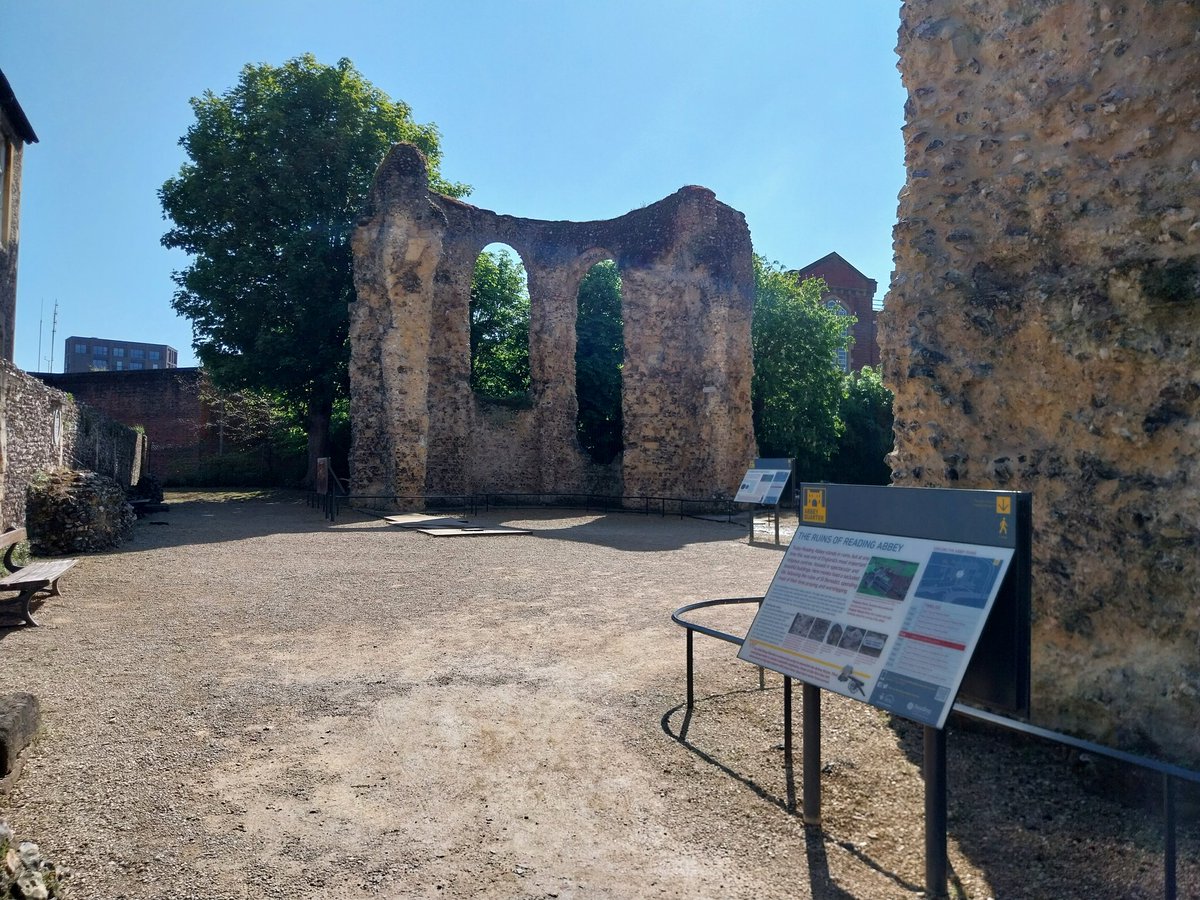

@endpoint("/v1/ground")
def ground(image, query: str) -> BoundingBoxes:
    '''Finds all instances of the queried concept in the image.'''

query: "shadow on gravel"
[88,494,390,552]
[500,513,754,553]
[295,496,785,554]
[94,496,760,556]
[660,691,922,899]
[662,679,1199,899]
[0,595,47,635]
[887,713,1200,899]
[356,507,751,552]
[667,681,1200,900]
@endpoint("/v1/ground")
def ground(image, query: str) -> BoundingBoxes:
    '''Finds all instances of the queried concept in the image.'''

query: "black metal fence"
[672,595,1198,900]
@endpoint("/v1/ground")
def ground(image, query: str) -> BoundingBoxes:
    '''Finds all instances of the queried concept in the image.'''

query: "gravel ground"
[1,491,1196,899]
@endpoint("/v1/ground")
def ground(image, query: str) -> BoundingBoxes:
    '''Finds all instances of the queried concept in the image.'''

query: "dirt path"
[1,494,1194,898]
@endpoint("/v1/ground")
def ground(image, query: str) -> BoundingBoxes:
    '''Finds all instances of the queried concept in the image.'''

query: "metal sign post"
[736,458,794,546]
[739,483,1032,898]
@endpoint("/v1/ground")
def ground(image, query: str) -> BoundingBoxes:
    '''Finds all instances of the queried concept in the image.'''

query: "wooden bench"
[0,527,77,627]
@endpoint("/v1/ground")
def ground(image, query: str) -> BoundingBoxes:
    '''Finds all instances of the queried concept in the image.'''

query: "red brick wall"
[34,368,215,482]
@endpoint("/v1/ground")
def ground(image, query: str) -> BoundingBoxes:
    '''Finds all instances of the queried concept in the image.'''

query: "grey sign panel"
[800,483,1024,550]
[754,457,793,470]
[796,482,1032,718]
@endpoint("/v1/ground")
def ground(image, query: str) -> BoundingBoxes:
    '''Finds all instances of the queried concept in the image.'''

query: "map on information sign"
[738,526,1013,728]
[735,468,790,505]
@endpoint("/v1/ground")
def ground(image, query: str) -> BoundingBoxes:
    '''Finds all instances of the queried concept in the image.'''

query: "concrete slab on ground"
[415,525,532,536]
[385,514,469,528]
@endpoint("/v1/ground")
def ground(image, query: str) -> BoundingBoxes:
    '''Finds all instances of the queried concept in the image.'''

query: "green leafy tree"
[470,248,530,401]
[751,256,849,469]
[575,261,624,464]
[160,54,468,485]
[812,367,895,484]
[195,381,307,487]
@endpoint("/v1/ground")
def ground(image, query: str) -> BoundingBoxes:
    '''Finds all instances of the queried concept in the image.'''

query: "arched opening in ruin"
[468,243,531,403]
[574,259,624,465]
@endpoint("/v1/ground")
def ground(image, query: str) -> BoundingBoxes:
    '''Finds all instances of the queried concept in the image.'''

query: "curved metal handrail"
[671,596,1196,899]
[670,596,762,646]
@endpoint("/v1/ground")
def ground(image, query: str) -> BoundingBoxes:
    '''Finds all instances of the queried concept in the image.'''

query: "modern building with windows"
[792,252,880,372]
[64,336,178,373]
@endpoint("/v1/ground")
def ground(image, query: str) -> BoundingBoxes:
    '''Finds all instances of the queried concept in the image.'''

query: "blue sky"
[2,1,905,372]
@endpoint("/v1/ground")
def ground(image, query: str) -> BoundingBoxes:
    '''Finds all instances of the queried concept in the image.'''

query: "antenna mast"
[48,300,58,373]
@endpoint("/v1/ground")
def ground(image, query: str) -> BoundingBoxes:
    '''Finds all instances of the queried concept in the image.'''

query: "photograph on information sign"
[738,526,1013,727]
[856,557,919,602]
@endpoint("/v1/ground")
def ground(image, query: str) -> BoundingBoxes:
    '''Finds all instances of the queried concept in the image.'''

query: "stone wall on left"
[0,359,144,529]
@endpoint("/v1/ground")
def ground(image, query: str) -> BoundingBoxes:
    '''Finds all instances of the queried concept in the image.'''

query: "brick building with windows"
[64,336,178,373]
[792,252,880,372]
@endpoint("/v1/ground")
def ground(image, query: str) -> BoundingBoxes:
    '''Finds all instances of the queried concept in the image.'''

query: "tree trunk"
[305,397,333,489]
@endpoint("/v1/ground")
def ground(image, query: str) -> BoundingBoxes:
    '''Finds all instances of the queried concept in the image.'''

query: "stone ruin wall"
[0,359,145,529]
[350,144,756,506]
[887,1,1200,764]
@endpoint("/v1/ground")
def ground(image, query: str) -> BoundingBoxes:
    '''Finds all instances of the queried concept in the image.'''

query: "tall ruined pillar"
[523,260,587,494]
[349,146,442,501]
[619,187,756,502]
[886,2,1200,764]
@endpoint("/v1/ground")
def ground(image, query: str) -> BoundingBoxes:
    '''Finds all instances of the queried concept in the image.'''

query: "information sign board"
[735,468,791,505]
[738,521,1014,729]
[735,469,770,503]
[760,470,791,505]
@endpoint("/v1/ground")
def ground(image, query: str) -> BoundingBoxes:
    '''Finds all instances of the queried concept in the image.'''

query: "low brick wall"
[35,368,212,483]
